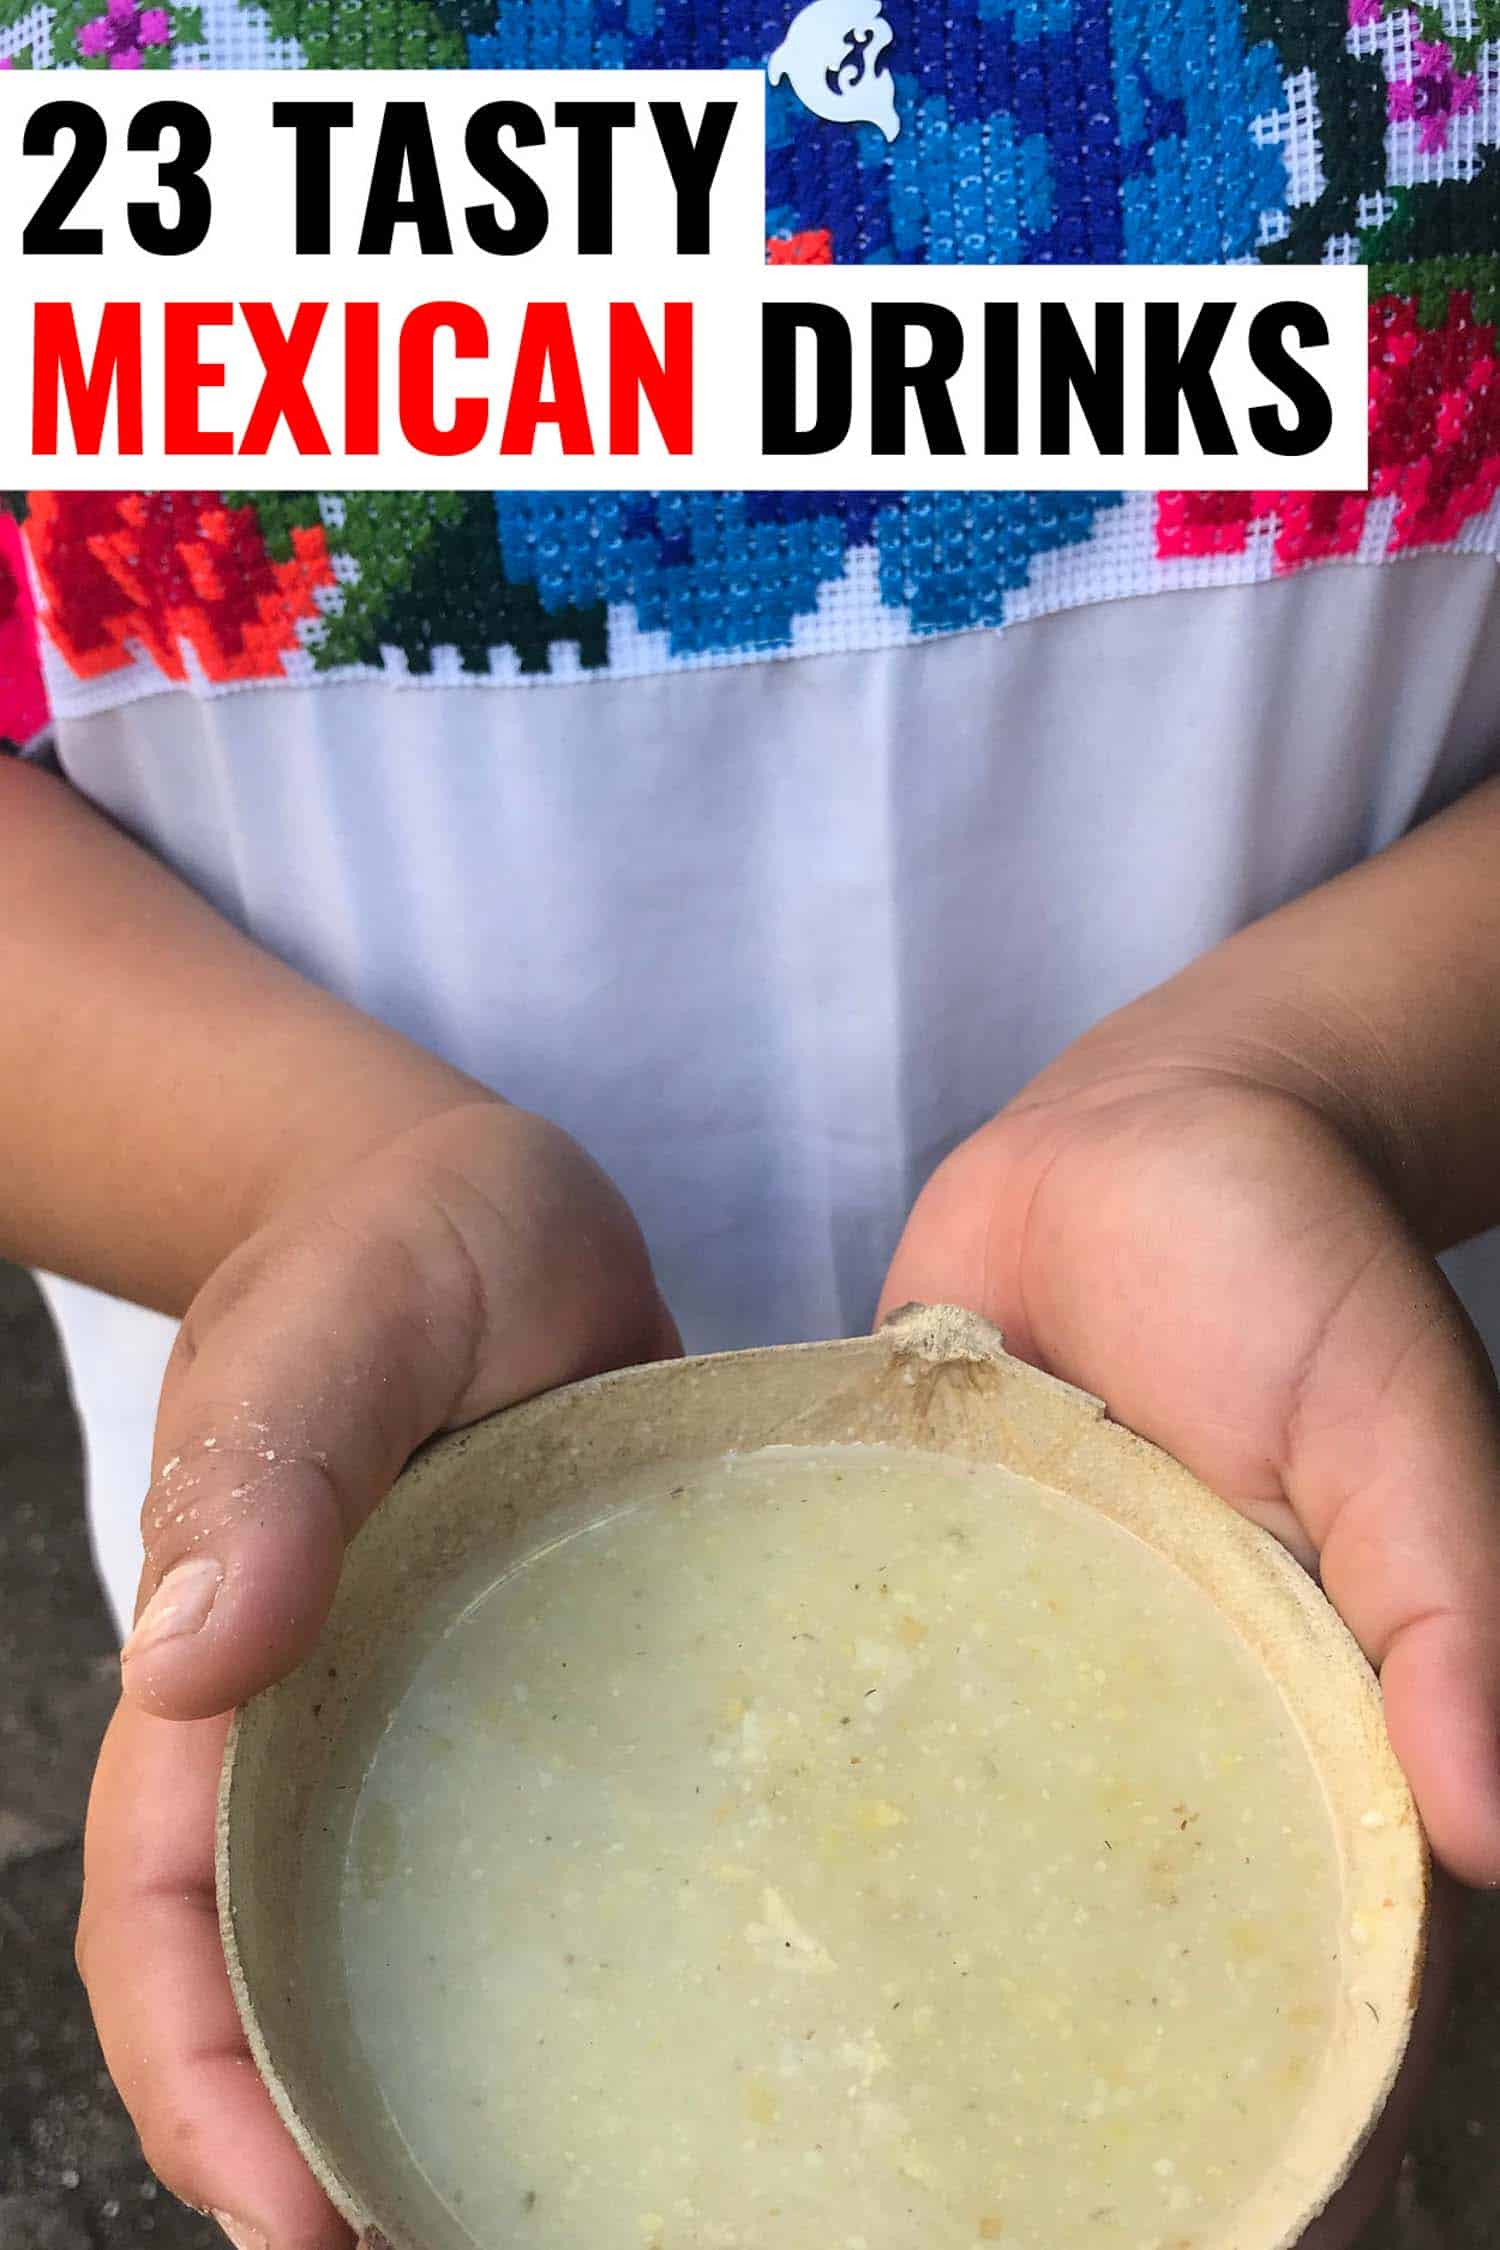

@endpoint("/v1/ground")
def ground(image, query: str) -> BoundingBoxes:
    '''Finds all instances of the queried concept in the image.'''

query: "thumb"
[879,1128,1500,1885]
[121,1106,672,1720]
[876,1132,1040,1361]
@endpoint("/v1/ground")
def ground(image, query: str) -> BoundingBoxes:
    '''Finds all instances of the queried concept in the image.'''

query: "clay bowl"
[217,1304,1427,2250]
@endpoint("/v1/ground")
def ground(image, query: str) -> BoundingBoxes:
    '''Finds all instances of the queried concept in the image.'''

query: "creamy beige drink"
[328,1444,1341,2250]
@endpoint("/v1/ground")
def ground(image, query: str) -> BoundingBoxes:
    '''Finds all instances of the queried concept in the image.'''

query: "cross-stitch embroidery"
[2,0,1496,716]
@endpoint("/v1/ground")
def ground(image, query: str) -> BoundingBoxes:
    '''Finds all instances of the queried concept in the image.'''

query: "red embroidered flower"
[0,516,49,745]
[1156,289,1500,569]
[767,230,835,264]
[26,490,334,685]
[1371,291,1500,547]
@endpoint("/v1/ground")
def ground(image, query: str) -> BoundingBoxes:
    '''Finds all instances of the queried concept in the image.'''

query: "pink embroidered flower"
[0,515,49,749]
[1347,0,1382,26]
[1387,40,1480,153]
[77,0,171,64]
[1157,289,1500,569]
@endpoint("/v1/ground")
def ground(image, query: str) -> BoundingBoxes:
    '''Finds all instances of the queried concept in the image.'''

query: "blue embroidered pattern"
[465,0,1289,661]
[6,0,1499,704]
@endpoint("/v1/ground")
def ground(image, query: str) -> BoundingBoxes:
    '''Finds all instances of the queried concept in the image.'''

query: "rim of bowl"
[218,1304,1428,2250]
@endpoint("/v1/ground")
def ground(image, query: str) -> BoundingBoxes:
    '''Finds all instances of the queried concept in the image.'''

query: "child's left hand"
[878,1034,1498,2243]
[881,1048,1500,1887]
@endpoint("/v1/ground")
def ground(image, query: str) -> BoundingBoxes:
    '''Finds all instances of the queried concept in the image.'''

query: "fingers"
[123,1204,471,1719]
[1288,1242,1500,1887]
[123,1105,674,1720]
[882,1101,1500,1885]
[78,1700,352,2250]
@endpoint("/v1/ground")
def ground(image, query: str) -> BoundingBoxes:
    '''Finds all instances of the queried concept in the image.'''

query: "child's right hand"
[74,1100,677,2250]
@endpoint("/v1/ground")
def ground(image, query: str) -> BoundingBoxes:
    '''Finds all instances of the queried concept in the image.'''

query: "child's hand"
[880,1053,1500,1889]
[75,1101,676,2250]
[879,775,1500,1905]
[878,1023,1500,2240]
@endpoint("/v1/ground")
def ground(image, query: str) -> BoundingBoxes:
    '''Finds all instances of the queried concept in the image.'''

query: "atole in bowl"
[218,1304,1427,2250]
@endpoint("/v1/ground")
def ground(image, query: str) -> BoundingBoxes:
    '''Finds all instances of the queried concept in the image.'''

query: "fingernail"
[121,1557,223,1665]
[211,2216,271,2250]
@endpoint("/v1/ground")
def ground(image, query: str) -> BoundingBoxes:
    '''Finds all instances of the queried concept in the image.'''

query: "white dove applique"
[768,0,901,142]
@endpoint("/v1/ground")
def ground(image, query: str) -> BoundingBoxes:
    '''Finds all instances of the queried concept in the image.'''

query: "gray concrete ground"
[1,1264,221,2250]
[0,1258,1495,2249]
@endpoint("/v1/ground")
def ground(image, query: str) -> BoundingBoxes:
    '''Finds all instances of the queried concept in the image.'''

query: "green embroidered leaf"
[309,490,466,668]
[225,490,327,565]
[1366,253,1500,328]
[244,0,464,70]
[230,491,607,677]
